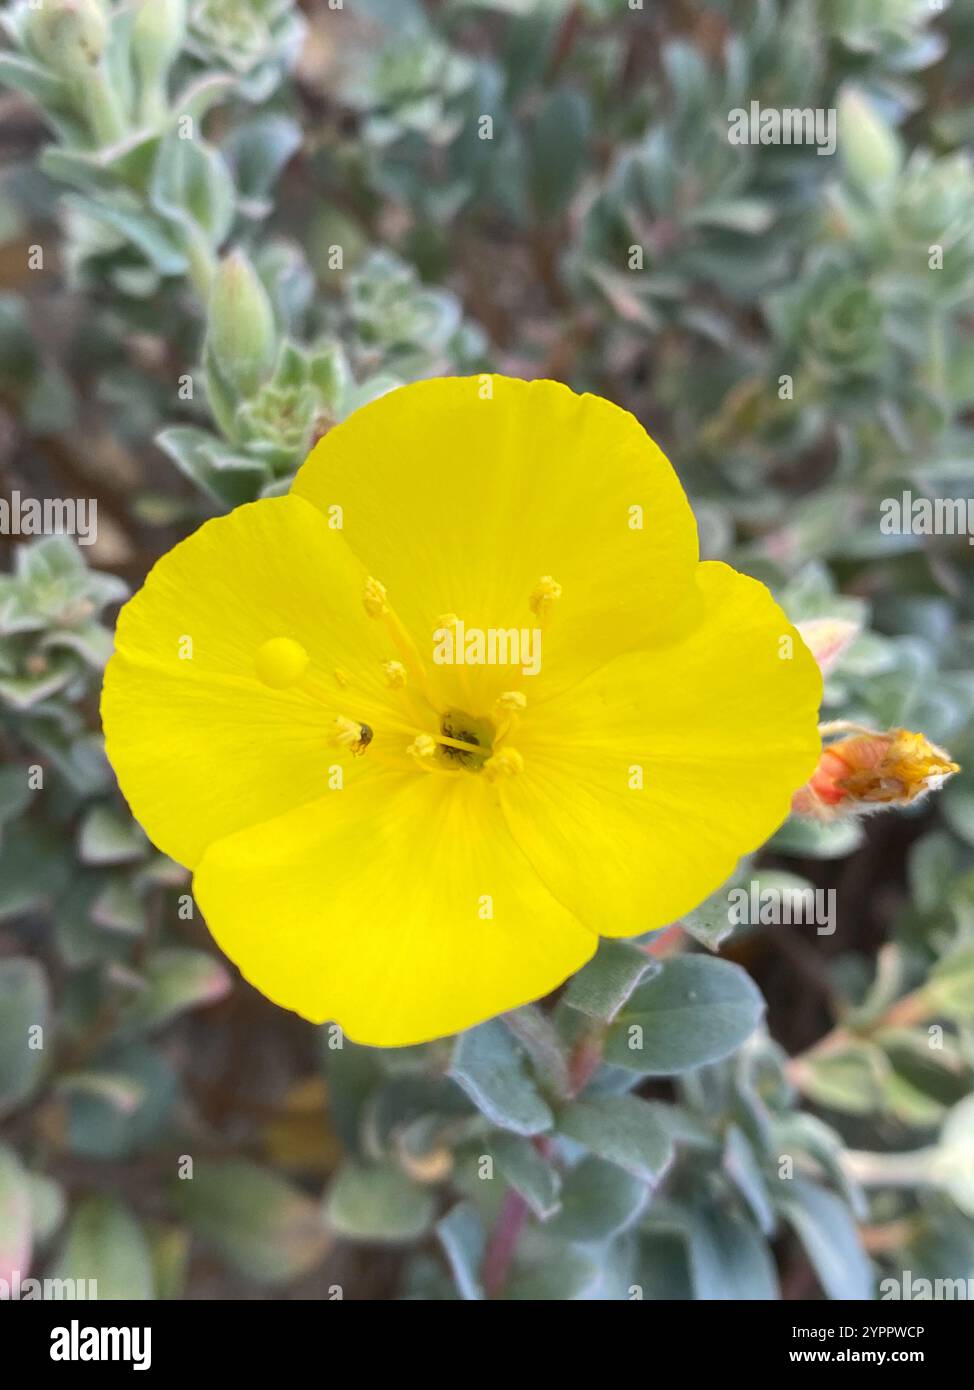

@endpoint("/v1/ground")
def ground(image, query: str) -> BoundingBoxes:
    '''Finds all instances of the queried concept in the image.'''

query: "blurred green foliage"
[1,0,973,1301]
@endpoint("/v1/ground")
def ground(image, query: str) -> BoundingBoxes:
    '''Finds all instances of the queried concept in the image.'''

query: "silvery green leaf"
[90,875,146,935]
[51,1197,155,1300]
[557,1095,673,1184]
[793,1039,890,1115]
[325,1160,434,1244]
[150,136,235,248]
[928,943,974,1021]
[687,199,775,234]
[156,425,268,507]
[120,948,232,1033]
[546,1156,647,1243]
[528,85,590,217]
[488,1133,561,1220]
[562,940,659,1022]
[505,1244,602,1300]
[183,1159,329,1283]
[0,823,70,923]
[684,1204,779,1300]
[436,1201,486,1300]
[450,1020,554,1136]
[604,955,765,1075]
[63,193,189,275]
[62,1044,176,1160]
[224,114,302,210]
[41,132,163,194]
[722,1125,775,1234]
[0,765,31,827]
[934,1095,974,1217]
[169,73,238,127]
[77,804,148,866]
[779,1178,872,1300]
[0,52,67,107]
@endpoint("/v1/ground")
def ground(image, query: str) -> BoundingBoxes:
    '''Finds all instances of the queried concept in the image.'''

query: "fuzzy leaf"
[325,1160,434,1244]
[604,955,765,1074]
[557,1095,673,1183]
[450,1020,554,1136]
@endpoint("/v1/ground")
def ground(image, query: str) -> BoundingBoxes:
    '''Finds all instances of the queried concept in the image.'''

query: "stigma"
[254,637,309,689]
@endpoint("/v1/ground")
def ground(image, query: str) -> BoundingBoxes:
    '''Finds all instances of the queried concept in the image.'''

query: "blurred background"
[1,0,973,1301]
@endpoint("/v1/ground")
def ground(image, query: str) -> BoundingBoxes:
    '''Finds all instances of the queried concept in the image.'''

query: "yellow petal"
[193,770,596,1046]
[500,562,822,935]
[101,494,400,868]
[291,375,701,703]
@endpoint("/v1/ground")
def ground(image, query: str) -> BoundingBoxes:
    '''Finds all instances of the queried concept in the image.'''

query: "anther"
[495,691,527,716]
[361,575,437,707]
[363,576,389,618]
[254,637,310,689]
[407,734,438,769]
[382,660,408,689]
[483,748,525,782]
[529,575,562,618]
[333,716,373,755]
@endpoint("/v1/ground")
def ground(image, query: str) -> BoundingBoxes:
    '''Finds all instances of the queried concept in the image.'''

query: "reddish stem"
[481,1188,530,1299]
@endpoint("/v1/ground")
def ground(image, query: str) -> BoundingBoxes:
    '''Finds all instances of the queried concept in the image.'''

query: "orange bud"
[792,727,959,821]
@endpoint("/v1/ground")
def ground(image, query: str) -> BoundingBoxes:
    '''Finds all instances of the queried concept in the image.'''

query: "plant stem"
[842,1146,940,1188]
[481,1188,530,1299]
[81,70,127,147]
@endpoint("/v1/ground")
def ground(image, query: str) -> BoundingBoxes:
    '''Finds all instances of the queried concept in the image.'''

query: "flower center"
[253,575,559,783]
[437,710,493,772]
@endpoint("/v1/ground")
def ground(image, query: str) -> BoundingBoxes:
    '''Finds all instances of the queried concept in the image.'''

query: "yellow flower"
[101,376,822,1045]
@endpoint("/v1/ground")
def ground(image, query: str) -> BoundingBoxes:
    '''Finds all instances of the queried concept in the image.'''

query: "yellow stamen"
[529,575,561,624]
[483,747,524,782]
[382,660,408,689]
[493,690,527,743]
[407,733,438,769]
[254,637,310,690]
[362,576,389,618]
[333,716,373,756]
[362,574,437,708]
[494,690,526,717]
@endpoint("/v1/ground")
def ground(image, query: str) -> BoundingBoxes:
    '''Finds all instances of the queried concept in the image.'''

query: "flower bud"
[838,88,902,200]
[25,0,108,80]
[131,0,186,102]
[206,250,277,399]
[792,727,959,821]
